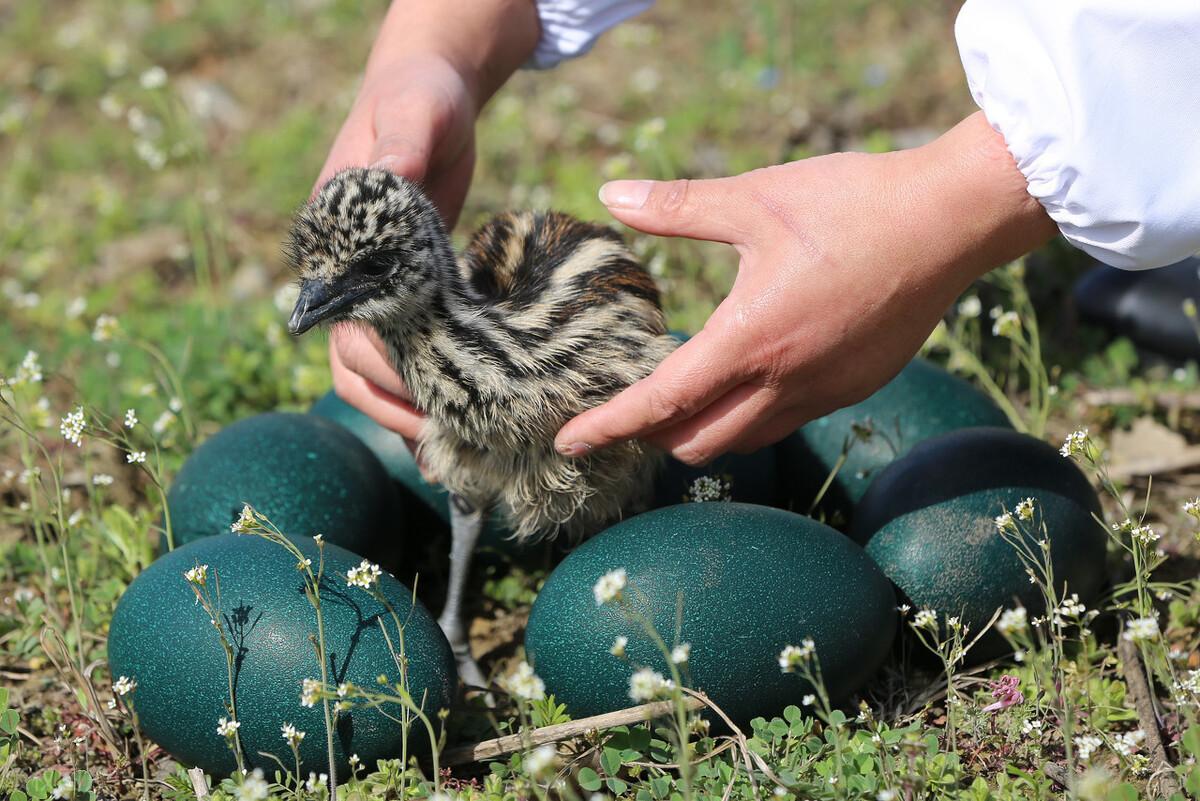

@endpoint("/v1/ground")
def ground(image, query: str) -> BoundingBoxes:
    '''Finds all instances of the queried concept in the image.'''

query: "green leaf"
[607,777,628,795]
[1106,783,1139,801]
[601,746,622,776]
[578,767,602,792]
[1186,765,1200,797]
[73,770,93,792]
[1182,726,1200,758]
[651,776,672,799]
[0,709,19,735]
[0,687,9,708]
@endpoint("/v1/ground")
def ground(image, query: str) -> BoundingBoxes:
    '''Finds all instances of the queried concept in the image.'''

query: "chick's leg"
[438,494,489,694]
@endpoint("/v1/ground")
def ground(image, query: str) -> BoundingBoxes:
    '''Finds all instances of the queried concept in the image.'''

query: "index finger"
[554,329,747,455]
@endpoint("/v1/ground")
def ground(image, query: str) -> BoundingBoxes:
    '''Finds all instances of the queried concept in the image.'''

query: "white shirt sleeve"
[956,1,1200,270]
[528,0,655,70]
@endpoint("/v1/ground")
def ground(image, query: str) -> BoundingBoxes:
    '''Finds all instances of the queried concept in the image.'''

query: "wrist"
[366,0,540,111]
[907,112,1056,286]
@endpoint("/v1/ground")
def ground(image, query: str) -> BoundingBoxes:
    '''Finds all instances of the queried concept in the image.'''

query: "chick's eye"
[357,251,400,276]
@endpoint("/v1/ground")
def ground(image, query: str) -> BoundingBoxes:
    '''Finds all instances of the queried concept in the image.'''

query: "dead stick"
[1108,446,1200,481]
[1083,388,1200,410]
[1117,638,1183,799]
[1041,762,1070,790]
[187,767,209,800]
[443,696,704,766]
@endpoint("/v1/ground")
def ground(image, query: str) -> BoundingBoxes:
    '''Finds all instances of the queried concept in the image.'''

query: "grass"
[2,0,1199,799]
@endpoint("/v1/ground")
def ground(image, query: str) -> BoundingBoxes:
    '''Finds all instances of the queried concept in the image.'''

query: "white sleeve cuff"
[527,0,654,70]
[956,0,1200,270]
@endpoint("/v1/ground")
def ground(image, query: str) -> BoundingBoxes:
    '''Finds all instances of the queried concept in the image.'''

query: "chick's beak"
[288,279,362,336]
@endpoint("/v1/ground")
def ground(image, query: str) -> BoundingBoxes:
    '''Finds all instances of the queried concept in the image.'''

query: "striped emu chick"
[286,168,678,686]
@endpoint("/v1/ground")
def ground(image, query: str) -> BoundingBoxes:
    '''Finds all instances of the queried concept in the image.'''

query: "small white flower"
[59,407,86,447]
[501,661,546,702]
[184,565,208,585]
[152,410,175,434]
[112,676,137,696]
[524,744,558,777]
[1075,734,1103,761]
[628,667,671,702]
[139,66,167,89]
[913,609,938,630]
[1060,429,1089,459]
[348,753,361,767]
[670,643,691,665]
[300,678,321,707]
[169,396,183,413]
[337,682,351,698]
[304,773,329,793]
[346,559,382,589]
[957,295,982,319]
[802,693,816,706]
[686,475,731,503]
[230,504,256,533]
[610,635,628,658]
[235,769,269,801]
[1122,616,1160,642]
[124,408,138,428]
[997,607,1028,635]
[11,351,43,386]
[1183,498,1200,517]
[92,473,114,486]
[92,314,119,342]
[994,512,1015,532]
[1113,729,1145,758]
[991,310,1021,338]
[280,722,305,747]
[593,568,627,606]
[1015,498,1035,521]
[778,639,815,673]
[126,450,146,464]
[1021,718,1044,735]
[896,603,911,616]
[877,790,898,801]
[313,533,324,545]
[216,717,241,737]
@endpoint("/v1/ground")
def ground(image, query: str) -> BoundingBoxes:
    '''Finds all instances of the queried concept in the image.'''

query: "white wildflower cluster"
[778,639,815,673]
[913,609,938,630]
[1112,729,1145,758]
[124,408,138,428]
[1111,518,1160,546]
[236,769,269,801]
[593,568,627,606]
[1074,734,1103,761]
[1015,497,1036,521]
[1060,429,1089,459]
[1122,616,1160,642]
[994,512,1015,532]
[957,295,982,319]
[92,473,114,487]
[92,314,119,342]
[184,564,208,586]
[230,504,256,533]
[300,678,321,708]
[610,635,628,658]
[59,407,85,447]
[802,693,816,706]
[280,722,305,747]
[216,717,241,737]
[991,310,1021,338]
[685,475,732,503]
[628,667,673,702]
[112,675,137,696]
[346,559,382,589]
[12,351,44,386]
[126,450,146,464]
[304,773,329,794]
[1021,717,1044,735]
[501,660,546,702]
[1183,498,1200,523]
[670,643,691,665]
[1175,670,1200,698]
[139,66,167,90]
[523,744,558,778]
[997,607,1028,635]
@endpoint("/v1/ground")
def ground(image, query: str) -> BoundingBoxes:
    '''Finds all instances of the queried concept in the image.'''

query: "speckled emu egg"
[851,428,1104,661]
[165,413,392,556]
[108,533,455,776]
[777,359,1011,527]
[525,503,897,723]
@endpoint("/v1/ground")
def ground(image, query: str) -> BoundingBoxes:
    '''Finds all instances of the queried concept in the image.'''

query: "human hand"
[555,112,1056,465]
[314,0,539,445]
[318,57,477,443]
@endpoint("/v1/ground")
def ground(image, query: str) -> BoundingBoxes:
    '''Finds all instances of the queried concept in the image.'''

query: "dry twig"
[1118,638,1183,798]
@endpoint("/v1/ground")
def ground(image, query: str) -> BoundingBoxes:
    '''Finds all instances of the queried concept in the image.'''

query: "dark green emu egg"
[107,533,456,777]
[525,503,897,724]
[776,359,1012,527]
[165,412,393,556]
[852,427,1105,661]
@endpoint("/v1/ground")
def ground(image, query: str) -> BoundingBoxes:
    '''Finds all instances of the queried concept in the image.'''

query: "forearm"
[365,0,540,110]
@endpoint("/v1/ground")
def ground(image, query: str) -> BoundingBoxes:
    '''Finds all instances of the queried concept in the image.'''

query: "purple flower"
[982,675,1024,713]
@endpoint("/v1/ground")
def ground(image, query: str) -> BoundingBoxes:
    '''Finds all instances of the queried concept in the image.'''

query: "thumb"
[369,133,432,184]
[598,176,755,244]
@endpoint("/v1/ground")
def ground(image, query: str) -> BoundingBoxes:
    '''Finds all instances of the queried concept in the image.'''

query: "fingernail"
[599,180,653,210]
[371,154,405,172]
[557,441,593,458]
